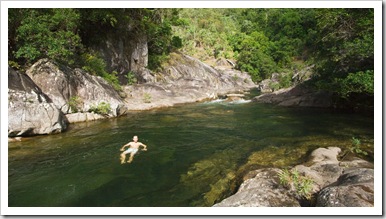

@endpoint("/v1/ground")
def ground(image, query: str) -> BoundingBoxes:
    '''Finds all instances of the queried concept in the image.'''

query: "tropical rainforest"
[8,8,374,112]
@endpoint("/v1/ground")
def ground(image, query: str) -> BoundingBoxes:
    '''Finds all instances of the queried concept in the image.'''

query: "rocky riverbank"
[8,53,256,138]
[253,84,333,108]
[213,147,374,207]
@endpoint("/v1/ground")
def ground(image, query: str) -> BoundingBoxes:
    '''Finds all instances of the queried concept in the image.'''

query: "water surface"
[8,97,374,207]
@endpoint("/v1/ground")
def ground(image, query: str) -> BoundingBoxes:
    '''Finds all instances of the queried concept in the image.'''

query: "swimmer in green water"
[120,135,147,164]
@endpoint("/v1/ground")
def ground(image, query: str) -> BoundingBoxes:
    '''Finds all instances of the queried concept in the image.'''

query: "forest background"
[8,8,374,111]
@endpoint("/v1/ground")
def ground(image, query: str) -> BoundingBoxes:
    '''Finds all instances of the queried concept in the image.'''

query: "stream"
[8,92,374,207]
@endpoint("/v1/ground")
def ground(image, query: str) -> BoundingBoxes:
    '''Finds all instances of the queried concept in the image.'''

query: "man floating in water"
[120,135,147,164]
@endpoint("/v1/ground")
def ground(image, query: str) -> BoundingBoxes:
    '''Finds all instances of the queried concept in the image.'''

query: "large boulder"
[158,53,255,92]
[316,168,374,207]
[213,168,301,207]
[214,147,374,207]
[26,59,124,116]
[294,147,345,192]
[8,67,68,136]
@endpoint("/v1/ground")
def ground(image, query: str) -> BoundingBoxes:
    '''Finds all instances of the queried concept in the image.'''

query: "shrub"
[82,53,121,91]
[68,96,83,113]
[143,93,152,103]
[278,168,314,200]
[269,81,280,92]
[125,71,138,85]
[350,137,368,156]
[278,72,293,88]
[89,102,111,115]
[103,71,122,91]
[8,61,21,70]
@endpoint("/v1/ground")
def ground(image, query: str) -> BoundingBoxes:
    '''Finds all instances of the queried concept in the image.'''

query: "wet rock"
[316,168,374,207]
[225,94,245,101]
[8,67,68,136]
[213,168,301,207]
[26,59,124,117]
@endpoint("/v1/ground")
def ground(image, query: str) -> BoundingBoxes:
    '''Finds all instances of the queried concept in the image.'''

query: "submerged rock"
[8,67,68,136]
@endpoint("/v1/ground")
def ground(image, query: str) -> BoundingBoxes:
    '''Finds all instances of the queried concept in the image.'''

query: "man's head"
[133,135,138,142]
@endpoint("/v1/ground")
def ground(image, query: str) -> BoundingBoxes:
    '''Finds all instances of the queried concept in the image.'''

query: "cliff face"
[91,33,151,83]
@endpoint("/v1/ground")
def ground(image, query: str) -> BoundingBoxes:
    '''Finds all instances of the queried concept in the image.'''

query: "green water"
[8,96,374,207]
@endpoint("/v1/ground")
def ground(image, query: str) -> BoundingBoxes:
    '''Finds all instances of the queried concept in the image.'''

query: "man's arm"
[120,143,131,151]
[140,143,147,151]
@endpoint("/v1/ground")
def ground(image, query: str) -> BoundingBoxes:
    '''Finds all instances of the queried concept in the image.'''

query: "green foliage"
[350,137,368,156]
[310,9,374,108]
[125,71,138,85]
[82,53,121,91]
[68,96,83,113]
[103,71,122,92]
[278,168,292,185]
[89,102,111,115]
[11,9,82,65]
[82,53,106,77]
[8,61,21,70]
[278,72,293,89]
[278,168,314,200]
[173,9,237,60]
[336,71,374,99]
[269,81,280,92]
[143,93,152,103]
[146,9,183,71]
[9,8,374,112]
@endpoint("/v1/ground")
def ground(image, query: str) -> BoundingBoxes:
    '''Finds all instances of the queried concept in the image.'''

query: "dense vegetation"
[8,8,374,111]
[8,8,181,89]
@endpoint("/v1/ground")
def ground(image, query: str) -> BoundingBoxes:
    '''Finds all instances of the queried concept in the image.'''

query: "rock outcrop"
[91,33,151,83]
[316,168,374,207]
[8,67,68,136]
[213,168,301,207]
[9,53,256,136]
[214,147,374,207]
[123,53,256,110]
[26,59,124,116]
[253,84,333,108]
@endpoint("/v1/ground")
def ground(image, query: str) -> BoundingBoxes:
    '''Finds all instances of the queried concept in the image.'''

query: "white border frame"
[1,0,383,216]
